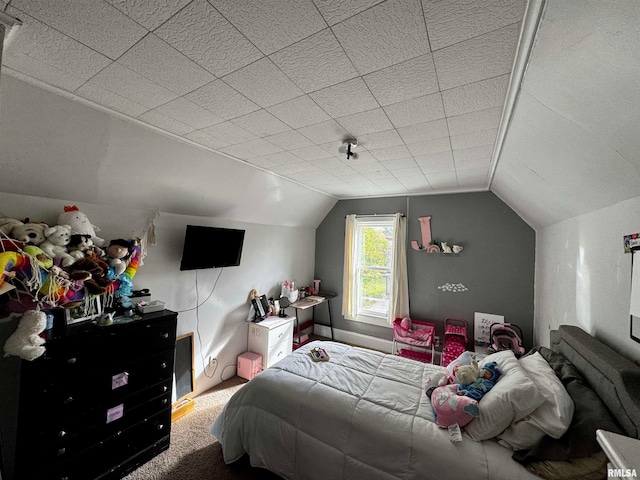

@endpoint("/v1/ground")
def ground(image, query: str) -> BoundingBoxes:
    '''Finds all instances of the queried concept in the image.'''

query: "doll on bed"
[456,361,502,401]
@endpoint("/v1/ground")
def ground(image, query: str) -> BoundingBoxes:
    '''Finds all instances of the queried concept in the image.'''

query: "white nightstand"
[596,429,640,473]
[248,316,294,369]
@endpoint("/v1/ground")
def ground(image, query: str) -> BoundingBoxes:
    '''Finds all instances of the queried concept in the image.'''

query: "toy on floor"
[3,310,47,361]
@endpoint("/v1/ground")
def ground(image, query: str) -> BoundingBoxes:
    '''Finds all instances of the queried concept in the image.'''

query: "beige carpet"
[124,376,283,480]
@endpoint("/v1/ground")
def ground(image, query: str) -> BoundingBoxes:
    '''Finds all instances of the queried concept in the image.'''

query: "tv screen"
[180,225,245,271]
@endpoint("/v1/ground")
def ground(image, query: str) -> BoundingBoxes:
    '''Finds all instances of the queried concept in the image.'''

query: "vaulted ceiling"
[1,0,526,199]
[2,0,639,231]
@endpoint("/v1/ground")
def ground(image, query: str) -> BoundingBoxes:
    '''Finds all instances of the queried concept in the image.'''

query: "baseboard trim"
[313,324,393,353]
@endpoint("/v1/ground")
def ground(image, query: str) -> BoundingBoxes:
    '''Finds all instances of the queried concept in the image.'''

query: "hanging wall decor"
[411,216,462,254]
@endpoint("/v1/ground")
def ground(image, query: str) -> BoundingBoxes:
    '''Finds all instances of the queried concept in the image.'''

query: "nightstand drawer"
[268,340,291,366]
[268,321,292,346]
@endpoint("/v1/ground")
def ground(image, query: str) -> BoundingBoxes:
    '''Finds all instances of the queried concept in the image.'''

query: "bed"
[211,325,640,479]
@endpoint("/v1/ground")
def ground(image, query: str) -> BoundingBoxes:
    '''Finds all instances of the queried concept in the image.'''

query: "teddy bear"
[40,224,76,267]
[3,310,47,361]
[455,361,502,401]
[0,217,24,237]
[11,220,49,246]
[454,360,481,386]
[64,255,113,295]
[57,205,105,247]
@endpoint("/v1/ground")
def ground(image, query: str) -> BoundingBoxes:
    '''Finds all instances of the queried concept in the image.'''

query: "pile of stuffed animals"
[0,205,140,312]
[425,352,502,430]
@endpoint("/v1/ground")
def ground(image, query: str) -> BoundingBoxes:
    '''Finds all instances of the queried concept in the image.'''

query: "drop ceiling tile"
[152,97,224,129]
[364,170,395,181]
[13,0,147,59]
[209,0,326,55]
[369,144,411,161]
[391,166,423,178]
[154,0,262,77]
[185,79,260,120]
[200,121,257,144]
[422,0,526,50]
[231,138,284,157]
[3,9,111,91]
[272,162,317,175]
[267,95,331,129]
[310,78,380,118]
[223,57,304,107]
[397,119,449,144]
[311,157,353,170]
[336,108,394,137]
[363,54,438,106]
[104,0,192,30]
[407,138,451,156]
[453,144,494,162]
[314,0,382,26]
[382,157,418,170]
[415,151,455,173]
[455,155,491,171]
[384,92,445,128]
[350,160,386,173]
[434,24,521,90]
[446,107,503,136]
[246,156,282,169]
[457,167,490,187]
[259,151,303,166]
[298,119,349,144]
[426,171,458,189]
[450,129,498,150]
[270,29,359,93]
[357,129,405,150]
[137,109,195,136]
[290,145,333,161]
[333,0,430,75]
[118,34,215,96]
[230,110,291,137]
[442,74,509,117]
[184,130,231,150]
[88,63,179,109]
[74,82,149,117]
[264,130,314,150]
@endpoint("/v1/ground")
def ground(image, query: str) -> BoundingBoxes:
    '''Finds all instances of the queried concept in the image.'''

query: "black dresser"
[1,309,177,480]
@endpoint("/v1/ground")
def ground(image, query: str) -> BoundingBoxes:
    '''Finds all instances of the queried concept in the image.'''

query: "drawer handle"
[57,447,66,457]
[278,351,283,357]
[162,385,168,392]
[157,424,165,431]
[66,357,77,364]
[160,362,167,369]
[161,332,169,339]
[278,333,284,339]
[162,398,168,405]
[63,396,74,405]
[58,430,66,439]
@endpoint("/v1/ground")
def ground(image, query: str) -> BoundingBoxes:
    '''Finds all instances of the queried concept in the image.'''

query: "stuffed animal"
[57,205,105,247]
[67,234,93,260]
[64,255,113,295]
[3,310,47,361]
[40,225,76,267]
[430,383,480,428]
[454,360,481,386]
[10,220,49,246]
[22,245,53,269]
[456,361,502,401]
[0,217,23,237]
[106,239,132,276]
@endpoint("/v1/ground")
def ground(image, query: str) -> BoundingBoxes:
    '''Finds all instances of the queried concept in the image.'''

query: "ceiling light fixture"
[339,138,359,160]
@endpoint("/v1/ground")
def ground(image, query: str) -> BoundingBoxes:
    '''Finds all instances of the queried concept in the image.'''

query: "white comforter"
[211,341,539,480]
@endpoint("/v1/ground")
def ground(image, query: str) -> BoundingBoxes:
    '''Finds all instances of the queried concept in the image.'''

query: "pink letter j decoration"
[411,216,440,252]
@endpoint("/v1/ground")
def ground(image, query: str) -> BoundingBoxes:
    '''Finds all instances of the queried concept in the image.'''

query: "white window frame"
[351,216,395,328]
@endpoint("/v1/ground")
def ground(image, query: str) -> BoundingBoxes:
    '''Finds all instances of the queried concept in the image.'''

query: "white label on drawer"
[106,404,124,423]
[112,372,129,390]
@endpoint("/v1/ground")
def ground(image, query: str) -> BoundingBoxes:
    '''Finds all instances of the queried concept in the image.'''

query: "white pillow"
[498,352,574,450]
[465,350,545,441]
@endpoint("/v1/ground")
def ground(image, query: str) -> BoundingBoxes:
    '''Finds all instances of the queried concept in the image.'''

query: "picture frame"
[65,296,102,325]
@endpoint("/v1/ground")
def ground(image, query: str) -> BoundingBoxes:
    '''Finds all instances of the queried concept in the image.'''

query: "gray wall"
[314,192,536,350]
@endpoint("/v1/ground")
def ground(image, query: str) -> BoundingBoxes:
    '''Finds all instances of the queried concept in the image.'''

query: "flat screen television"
[179,225,245,271]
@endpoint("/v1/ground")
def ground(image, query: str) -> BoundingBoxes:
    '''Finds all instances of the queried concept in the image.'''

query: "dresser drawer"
[22,349,174,414]
[267,321,292,346]
[268,340,291,366]
[29,378,172,449]
[28,409,171,480]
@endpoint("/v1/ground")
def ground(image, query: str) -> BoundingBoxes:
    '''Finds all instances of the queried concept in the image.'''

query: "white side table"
[248,316,294,369]
[596,429,640,473]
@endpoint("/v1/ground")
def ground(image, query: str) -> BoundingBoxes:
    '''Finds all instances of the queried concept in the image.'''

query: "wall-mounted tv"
[179,225,245,271]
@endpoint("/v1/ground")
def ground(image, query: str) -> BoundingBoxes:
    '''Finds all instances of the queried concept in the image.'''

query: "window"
[343,214,409,327]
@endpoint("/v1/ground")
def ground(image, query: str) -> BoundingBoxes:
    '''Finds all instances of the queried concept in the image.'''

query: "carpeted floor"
[123,376,283,480]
